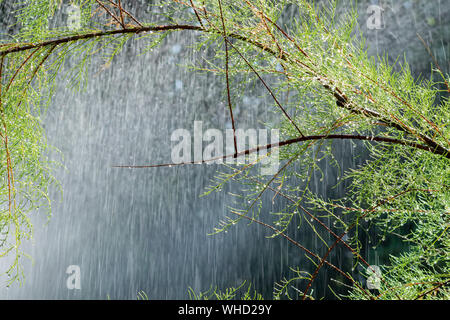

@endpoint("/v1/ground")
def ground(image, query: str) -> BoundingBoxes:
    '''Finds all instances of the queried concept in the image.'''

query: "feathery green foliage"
[0,0,448,299]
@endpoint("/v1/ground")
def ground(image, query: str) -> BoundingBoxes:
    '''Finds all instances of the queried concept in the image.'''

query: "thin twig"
[95,0,125,28]
[28,44,57,85]
[5,47,40,92]
[104,0,144,27]
[189,0,205,28]
[414,279,450,300]
[417,33,450,93]
[117,0,125,27]
[245,173,377,272]
[202,2,305,137]
[217,0,238,157]
[225,37,306,137]
[0,55,16,219]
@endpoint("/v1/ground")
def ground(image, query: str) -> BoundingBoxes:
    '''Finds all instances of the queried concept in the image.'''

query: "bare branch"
[117,0,125,27]
[217,0,238,157]
[113,133,449,169]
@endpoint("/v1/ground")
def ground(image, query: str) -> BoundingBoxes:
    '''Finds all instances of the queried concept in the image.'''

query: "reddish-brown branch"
[199,1,305,138]
[95,0,125,28]
[105,0,144,27]
[208,5,449,154]
[224,37,306,138]
[189,0,205,28]
[0,55,15,219]
[217,0,238,157]
[114,133,450,169]
[0,26,204,56]
[261,181,381,300]
[28,44,57,85]
[5,47,40,92]
[414,279,450,300]
[230,210,372,298]
[117,0,125,27]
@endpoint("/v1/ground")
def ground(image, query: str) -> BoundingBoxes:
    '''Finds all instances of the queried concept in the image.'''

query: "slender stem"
[0,55,16,219]
[414,279,450,300]
[28,44,57,85]
[117,0,125,27]
[225,38,306,138]
[95,0,125,28]
[104,0,144,27]
[217,0,238,157]
[5,47,40,92]
[189,0,205,28]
